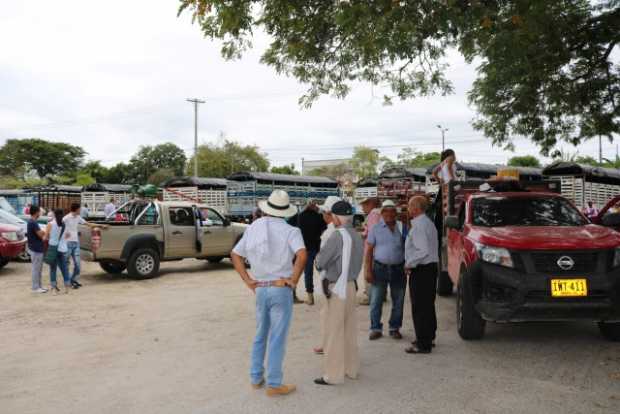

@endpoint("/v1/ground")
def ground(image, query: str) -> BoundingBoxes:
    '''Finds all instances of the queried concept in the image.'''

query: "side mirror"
[445,215,460,230]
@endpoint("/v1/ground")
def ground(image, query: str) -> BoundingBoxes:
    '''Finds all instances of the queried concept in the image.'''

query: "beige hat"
[381,199,397,210]
[258,190,298,218]
[359,196,377,205]
[319,196,342,213]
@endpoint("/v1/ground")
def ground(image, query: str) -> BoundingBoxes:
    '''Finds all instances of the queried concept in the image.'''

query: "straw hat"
[319,196,342,213]
[258,190,298,218]
[381,199,397,210]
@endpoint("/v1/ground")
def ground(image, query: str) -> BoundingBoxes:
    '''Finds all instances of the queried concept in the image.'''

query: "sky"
[0,0,616,172]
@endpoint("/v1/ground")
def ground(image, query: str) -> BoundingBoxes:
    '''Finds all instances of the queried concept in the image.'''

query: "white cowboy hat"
[381,199,397,210]
[259,190,298,218]
[319,195,342,213]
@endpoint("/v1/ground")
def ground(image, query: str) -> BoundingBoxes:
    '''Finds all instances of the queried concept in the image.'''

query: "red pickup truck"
[0,223,26,269]
[439,181,620,341]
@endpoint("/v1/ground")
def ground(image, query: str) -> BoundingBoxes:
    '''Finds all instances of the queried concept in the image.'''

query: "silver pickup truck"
[79,200,246,279]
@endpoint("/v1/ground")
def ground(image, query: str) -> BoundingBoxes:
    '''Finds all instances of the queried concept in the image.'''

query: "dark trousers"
[410,263,438,351]
[304,249,318,293]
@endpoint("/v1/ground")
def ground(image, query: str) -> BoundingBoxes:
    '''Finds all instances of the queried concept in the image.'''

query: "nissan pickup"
[438,181,620,341]
[79,200,246,279]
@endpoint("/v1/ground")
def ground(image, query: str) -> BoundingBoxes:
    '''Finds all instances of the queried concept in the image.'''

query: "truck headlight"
[613,248,620,268]
[1,232,19,242]
[476,243,514,268]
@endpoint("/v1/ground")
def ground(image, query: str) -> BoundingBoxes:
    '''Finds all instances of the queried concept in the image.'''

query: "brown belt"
[256,279,289,288]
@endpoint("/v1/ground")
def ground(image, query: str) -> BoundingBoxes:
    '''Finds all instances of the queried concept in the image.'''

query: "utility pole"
[599,135,603,164]
[187,98,205,177]
[437,124,449,152]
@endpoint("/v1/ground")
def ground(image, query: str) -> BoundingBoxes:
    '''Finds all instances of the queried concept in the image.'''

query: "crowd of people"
[231,187,444,396]
[26,202,101,294]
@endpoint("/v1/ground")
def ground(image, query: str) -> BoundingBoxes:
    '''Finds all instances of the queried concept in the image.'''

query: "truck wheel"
[127,248,160,279]
[598,322,620,341]
[100,261,127,274]
[0,258,8,269]
[207,257,224,264]
[437,270,453,296]
[457,268,486,340]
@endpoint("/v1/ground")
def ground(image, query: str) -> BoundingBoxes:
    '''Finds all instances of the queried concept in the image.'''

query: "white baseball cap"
[319,196,342,213]
[381,200,397,210]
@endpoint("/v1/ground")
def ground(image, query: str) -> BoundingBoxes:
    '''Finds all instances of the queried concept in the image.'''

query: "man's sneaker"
[266,384,296,397]
[306,293,315,306]
[51,286,60,295]
[33,288,48,294]
[369,331,383,340]
[389,330,403,340]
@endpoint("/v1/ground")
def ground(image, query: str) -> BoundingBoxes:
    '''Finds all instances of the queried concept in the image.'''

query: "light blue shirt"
[405,214,439,268]
[48,221,68,253]
[233,217,306,281]
[367,218,404,265]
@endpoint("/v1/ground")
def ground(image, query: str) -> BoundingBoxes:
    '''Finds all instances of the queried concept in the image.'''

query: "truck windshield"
[472,196,587,227]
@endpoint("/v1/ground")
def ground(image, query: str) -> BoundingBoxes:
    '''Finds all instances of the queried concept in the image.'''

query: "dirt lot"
[1,259,619,414]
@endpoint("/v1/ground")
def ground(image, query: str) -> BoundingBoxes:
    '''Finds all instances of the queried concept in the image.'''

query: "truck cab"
[439,181,620,341]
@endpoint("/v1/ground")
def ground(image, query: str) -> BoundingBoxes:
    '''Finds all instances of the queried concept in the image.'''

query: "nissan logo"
[557,256,575,270]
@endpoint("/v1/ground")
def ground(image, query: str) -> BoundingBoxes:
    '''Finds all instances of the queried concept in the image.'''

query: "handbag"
[44,224,66,265]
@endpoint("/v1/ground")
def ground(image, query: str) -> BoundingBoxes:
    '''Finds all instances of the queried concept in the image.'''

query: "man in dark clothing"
[27,205,47,293]
[289,201,327,305]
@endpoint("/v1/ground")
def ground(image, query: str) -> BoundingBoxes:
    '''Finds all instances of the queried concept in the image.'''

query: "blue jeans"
[303,250,318,293]
[66,241,81,283]
[369,261,406,332]
[50,251,71,287]
[251,287,293,388]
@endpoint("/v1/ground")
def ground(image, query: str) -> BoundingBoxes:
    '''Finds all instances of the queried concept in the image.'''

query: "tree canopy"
[188,140,270,177]
[391,148,442,169]
[128,143,187,183]
[179,0,619,156]
[507,155,541,168]
[0,138,86,178]
[350,146,384,179]
[270,164,300,175]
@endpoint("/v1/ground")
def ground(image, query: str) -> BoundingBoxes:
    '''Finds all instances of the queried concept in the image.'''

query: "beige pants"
[323,282,359,384]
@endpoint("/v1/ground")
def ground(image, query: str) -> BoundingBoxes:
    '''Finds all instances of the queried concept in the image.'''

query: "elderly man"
[365,199,406,340]
[359,197,381,305]
[231,190,308,397]
[289,200,327,305]
[404,196,439,354]
[313,195,341,355]
[314,201,363,385]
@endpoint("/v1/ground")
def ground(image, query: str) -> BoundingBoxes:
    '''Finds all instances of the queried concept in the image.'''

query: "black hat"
[331,200,353,215]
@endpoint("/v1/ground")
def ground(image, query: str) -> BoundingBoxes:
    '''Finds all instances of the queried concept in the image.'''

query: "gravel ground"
[1,259,619,414]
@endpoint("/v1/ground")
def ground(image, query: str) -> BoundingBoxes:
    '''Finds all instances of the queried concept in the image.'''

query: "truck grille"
[530,252,601,273]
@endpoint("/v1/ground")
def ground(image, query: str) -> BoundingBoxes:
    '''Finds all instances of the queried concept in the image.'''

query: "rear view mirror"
[445,215,460,229]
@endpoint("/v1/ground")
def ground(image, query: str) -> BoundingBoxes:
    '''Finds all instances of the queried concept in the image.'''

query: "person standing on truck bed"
[104,198,116,218]
[231,190,307,397]
[288,200,327,306]
[431,149,458,243]
[404,196,439,355]
[26,205,47,294]
[365,200,406,341]
[359,197,381,306]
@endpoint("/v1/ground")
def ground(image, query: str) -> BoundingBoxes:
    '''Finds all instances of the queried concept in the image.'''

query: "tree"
[307,163,350,179]
[148,168,176,186]
[270,164,299,175]
[394,148,441,169]
[507,155,541,168]
[350,146,383,179]
[103,162,133,184]
[73,172,96,186]
[180,1,619,156]
[574,155,600,166]
[187,140,270,177]
[0,138,86,179]
[79,160,112,183]
[128,143,187,183]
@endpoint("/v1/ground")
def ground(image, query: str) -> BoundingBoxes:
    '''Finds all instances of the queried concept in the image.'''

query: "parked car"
[0,209,30,261]
[0,223,27,269]
[79,200,247,279]
[438,180,620,341]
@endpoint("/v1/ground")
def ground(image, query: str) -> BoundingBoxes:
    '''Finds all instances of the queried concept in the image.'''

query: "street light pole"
[437,125,449,152]
[187,98,205,177]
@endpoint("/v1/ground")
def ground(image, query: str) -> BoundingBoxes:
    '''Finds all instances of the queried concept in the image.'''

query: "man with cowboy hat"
[231,190,308,397]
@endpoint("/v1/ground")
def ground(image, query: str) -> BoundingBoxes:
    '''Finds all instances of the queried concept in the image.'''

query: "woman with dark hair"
[45,209,71,294]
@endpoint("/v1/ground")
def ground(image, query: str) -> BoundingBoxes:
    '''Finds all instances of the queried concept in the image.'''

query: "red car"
[0,222,27,269]
[441,187,620,341]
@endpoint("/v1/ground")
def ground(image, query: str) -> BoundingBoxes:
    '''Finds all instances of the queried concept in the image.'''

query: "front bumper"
[471,260,620,323]
[0,239,26,259]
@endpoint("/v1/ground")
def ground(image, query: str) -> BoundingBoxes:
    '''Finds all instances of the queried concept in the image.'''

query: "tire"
[0,258,8,269]
[17,250,31,262]
[100,261,127,274]
[207,257,224,264]
[598,322,620,341]
[437,270,454,296]
[457,268,486,340]
[127,248,160,279]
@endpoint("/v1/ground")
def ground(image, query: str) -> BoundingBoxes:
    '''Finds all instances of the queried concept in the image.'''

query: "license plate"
[551,279,588,297]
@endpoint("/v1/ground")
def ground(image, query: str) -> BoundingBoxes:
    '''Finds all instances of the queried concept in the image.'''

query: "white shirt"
[233,216,305,281]
[63,213,86,242]
[104,203,116,218]
[405,214,439,268]
[437,161,457,184]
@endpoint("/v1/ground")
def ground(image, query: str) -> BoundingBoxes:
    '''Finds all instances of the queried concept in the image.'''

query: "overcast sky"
[0,1,616,171]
